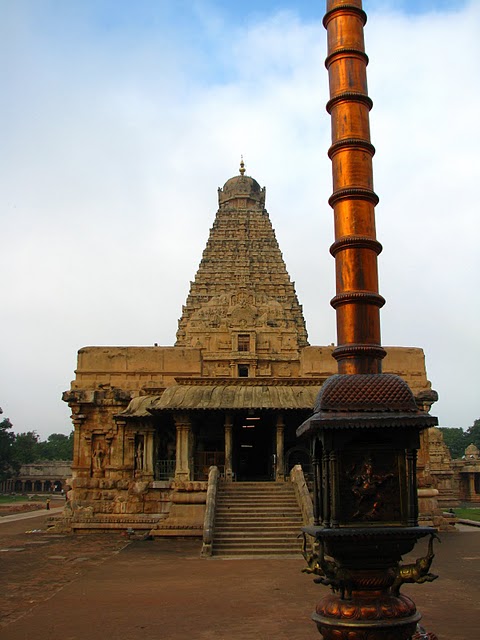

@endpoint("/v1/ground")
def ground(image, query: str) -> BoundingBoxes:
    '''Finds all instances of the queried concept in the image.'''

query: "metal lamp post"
[298,2,439,638]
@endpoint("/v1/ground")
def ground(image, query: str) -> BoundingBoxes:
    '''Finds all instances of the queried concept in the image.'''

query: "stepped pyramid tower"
[176,159,308,375]
[59,164,438,536]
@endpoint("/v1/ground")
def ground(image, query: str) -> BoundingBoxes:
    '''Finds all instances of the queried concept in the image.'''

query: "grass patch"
[0,494,31,504]
[454,508,480,522]
[0,494,49,505]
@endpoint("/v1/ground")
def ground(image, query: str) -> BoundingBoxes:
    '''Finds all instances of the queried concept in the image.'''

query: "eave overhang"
[118,378,324,417]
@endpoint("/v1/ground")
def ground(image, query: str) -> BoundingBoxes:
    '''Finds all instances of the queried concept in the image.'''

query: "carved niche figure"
[92,437,107,474]
[348,457,394,521]
[135,435,145,471]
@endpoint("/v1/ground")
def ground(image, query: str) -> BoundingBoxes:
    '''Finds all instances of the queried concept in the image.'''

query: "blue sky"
[1,0,479,438]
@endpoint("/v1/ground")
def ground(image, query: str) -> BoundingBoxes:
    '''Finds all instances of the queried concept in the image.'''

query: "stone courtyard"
[0,507,478,639]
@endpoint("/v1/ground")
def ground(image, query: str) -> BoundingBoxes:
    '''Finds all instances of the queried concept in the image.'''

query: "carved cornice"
[173,376,326,387]
[62,388,132,406]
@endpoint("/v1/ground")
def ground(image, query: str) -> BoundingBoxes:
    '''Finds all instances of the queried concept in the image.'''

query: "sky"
[1,0,479,439]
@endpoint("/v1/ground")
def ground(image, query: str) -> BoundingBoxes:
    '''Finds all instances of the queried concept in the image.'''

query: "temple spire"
[239,156,246,176]
[175,169,308,349]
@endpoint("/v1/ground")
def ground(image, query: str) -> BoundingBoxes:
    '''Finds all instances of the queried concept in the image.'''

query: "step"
[215,518,303,532]
[214,538,302,548]
[212,481,304,557]
[214,549,302,557]
[216,519,301,526]
[215,525,301,539]
[216,506,298,518]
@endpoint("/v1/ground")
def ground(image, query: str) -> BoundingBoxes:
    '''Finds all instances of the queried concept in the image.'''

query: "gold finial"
[239,155,245,176]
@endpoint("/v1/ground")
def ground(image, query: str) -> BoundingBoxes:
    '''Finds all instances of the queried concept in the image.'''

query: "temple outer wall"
[72,344,436,397]
[54,343,443,535]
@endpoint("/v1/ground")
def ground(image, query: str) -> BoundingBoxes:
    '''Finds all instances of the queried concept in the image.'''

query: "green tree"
[38,432,74,460]
[464,418,480,450]
[439,427,466,459]
[0,418,16,481]
[11,431,40,465]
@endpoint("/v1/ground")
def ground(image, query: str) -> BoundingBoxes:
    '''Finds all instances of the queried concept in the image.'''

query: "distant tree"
[439,427,467,459]
[37,432,74,460]
[11,431,40,465]
[0,418,16,481]
[464,418,480,450]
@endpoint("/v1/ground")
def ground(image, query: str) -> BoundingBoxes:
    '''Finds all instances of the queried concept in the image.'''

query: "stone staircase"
[212,481,304,557]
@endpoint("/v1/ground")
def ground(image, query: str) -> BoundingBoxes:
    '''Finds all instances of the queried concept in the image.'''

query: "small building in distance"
[452,443,480,504]
[0,461,71,494]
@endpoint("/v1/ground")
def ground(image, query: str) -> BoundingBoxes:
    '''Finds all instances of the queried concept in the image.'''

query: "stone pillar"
[469,473,476,499]
[275,413,285,481]
[144,428,155,477]
[174,413,192,482]
[72,414,90,477]
[224,413,233,481]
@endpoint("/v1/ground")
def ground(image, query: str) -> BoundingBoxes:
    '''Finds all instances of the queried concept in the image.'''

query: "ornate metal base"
[302,527,438,640]
[313,590,419,640]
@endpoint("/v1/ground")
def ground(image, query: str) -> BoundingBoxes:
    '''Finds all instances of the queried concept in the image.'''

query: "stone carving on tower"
[175,160,308,379]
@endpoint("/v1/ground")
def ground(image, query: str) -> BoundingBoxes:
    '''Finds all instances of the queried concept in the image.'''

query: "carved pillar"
[313,438,322,525]
[329,451,339,528]
[224,413,233,481]
[275,413,285,481]
[144,427,155,477]
[174,413,192,482]
[407,449,419,526]
[71,413,89,476]
[125,431,136,476]
[469,473,476,499]
[114,419,127,472]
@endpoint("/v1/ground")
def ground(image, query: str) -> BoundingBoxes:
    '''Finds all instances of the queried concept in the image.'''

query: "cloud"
[1,1,479,437]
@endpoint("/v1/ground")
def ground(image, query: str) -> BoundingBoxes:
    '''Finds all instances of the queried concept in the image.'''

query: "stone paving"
[0,509,479,639]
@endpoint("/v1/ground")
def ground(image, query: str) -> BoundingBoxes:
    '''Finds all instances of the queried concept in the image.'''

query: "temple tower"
[175,160,309,376]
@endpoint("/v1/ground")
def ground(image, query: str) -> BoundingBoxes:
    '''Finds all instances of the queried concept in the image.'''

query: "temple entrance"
[233,413,275,481]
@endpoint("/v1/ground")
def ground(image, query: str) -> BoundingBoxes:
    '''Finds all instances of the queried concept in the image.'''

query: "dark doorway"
[233,413,274,481]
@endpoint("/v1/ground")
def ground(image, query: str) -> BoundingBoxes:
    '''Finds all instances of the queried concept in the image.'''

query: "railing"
[290,464,314,526]
[201,466,219,557]
[155,460,175,481]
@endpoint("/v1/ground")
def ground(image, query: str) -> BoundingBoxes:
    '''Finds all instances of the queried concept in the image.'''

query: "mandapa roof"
[119,383,321,416]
